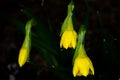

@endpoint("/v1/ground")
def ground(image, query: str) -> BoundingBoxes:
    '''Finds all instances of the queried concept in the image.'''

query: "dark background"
[0,0,120,80]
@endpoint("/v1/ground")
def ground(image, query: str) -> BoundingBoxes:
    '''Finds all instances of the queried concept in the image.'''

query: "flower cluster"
[60,1,95,76]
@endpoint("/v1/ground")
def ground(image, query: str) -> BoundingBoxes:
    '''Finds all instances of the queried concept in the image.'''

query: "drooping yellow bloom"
[18,19,34,67]
[72,24,94,77]
[72,45,94,77]
[18,48,28,67]
[60,30,77,49]
[60,1,77,49]
[18,35,30,67]
[73,56,94,77]
[60,16,77,49]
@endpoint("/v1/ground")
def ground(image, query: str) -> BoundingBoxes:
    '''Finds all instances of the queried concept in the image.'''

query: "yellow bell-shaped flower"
[60,2,77,49]
[72,45,94,77]
[73,56,94,77]
[60,30,77,49]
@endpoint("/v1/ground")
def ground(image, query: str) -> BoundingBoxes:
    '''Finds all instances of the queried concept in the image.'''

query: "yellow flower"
[18,48,29,67]
[72,44,94,77]
[60,30,77,49]
[60,2,77,49]
[18,19,34,67]
[73,56,94,77]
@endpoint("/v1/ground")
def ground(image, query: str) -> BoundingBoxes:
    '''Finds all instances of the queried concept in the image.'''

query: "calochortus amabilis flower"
[18,19,34,67]
[72,25,94,77]
[60,1,77,49]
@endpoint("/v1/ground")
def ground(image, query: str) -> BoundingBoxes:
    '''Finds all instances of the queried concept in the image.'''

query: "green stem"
[67,0,74,15]
[83,0,89,29]
[77,0,89,44]
[78,25,86,44]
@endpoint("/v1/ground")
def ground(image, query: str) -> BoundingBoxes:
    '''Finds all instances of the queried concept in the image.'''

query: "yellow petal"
[62,32,71,49]
[73,60,79,77]
[71,31,77,48]
[60,31,70,49]
[88,58,95,75]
